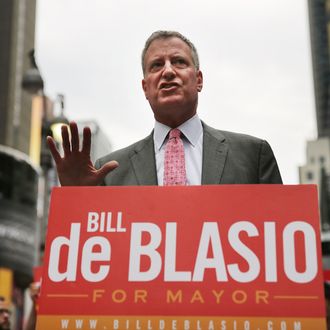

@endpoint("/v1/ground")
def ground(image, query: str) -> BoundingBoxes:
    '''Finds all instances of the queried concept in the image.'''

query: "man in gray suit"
[47,30,282,186]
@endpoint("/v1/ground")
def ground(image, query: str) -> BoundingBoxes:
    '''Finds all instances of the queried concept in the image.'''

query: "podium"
[37,185,326,329]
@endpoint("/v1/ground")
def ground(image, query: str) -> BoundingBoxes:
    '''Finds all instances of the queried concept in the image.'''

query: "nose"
[162,60,176,80]
[0,308,10,317]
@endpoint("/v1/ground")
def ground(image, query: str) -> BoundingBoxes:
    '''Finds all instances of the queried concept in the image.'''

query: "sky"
[35,0,316,184]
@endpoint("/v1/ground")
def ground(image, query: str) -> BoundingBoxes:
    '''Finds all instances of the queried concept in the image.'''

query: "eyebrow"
[0,308,10,313]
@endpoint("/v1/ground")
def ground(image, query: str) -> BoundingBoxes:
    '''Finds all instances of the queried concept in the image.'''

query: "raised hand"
[47,122,118,186]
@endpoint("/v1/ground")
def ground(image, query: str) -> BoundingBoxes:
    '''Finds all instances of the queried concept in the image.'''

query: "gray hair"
[141,30,200,75]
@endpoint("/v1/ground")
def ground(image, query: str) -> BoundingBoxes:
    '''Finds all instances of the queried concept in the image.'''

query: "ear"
[196,70,203,92]
[142,79,148,99]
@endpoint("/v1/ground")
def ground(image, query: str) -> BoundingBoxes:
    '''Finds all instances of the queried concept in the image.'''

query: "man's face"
[142,37,203,127]
[0,301,10,330]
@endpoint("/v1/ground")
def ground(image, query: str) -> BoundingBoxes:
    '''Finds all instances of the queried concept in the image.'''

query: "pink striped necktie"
[163,128,187,186]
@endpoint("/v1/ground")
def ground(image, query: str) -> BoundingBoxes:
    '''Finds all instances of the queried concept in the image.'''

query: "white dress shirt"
[153,114,203,186]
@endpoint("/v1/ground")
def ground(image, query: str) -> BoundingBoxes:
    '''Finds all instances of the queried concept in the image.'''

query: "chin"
[157,95,185,108]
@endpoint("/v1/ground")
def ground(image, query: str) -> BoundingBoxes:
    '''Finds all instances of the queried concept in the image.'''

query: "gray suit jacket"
[95,123,282,185]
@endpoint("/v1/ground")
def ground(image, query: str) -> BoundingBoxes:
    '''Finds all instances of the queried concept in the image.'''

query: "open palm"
[47,122,118,186]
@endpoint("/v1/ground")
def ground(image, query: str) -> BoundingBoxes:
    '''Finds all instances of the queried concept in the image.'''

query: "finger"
[61,125,71,156]
[82,127,91,155]
[46,136,62,165]
[70,122,79,152]
[96,161,119,179]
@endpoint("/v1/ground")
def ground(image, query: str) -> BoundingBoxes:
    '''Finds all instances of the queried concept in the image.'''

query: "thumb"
[96,160,119,179]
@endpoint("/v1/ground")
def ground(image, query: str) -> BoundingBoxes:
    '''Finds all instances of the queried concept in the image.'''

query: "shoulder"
[202,122,276,165]
[203,122,265,146]
[202,123,281,183]
[95,132,154,168]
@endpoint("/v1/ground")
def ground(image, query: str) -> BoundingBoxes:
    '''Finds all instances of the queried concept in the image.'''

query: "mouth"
[159,82,180,90]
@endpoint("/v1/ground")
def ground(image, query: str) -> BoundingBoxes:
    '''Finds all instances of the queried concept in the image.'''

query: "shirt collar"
[153,114,203,151]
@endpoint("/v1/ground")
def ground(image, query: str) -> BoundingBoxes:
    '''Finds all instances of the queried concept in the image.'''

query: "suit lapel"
[130,133,158,185]
[201,124,228,184]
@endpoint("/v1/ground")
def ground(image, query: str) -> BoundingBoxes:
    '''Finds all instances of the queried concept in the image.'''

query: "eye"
[173,57,188,68]
[149,61,163,72]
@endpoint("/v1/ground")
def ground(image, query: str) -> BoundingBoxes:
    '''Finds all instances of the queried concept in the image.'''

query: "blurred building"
[308,0,330,138]
[0,1,38,328]
[0,0,37,154]
[76,120,112,162]
[302,0,330,232]
[0,2,112,327]
[304,0,330,278]
[299,138,330,232]
[0,146,39,329]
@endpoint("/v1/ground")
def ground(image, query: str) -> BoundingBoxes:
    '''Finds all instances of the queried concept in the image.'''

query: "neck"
[155,111,197,128]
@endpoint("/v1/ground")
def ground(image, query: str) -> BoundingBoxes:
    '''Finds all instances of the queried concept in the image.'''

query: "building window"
[307,172,314,180]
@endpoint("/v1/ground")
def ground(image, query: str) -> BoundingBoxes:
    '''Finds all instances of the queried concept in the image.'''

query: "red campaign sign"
[324,270,330,282]
[37,185,326,330]
[33,266,43,284]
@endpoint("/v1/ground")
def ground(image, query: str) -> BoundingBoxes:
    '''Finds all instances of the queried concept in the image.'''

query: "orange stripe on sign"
[36,316,327,330]
[47,294,89,298]
[273,295,319,300]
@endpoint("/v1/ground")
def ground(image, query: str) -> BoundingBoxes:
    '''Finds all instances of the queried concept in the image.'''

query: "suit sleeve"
[258,140,282,184]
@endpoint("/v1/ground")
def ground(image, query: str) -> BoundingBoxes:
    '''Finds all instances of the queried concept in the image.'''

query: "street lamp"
[21,50,44,94]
